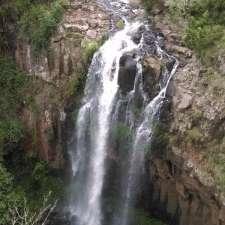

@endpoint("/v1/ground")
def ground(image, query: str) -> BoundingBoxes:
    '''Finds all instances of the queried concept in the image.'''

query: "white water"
[69,20,145,225]
[69,1,178,225]
[121,53,178,225]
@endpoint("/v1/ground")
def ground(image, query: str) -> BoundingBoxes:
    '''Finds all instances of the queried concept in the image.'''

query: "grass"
[207,142,225,191]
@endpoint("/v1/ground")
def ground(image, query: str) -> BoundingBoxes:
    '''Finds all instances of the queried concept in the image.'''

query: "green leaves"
[0,56,27,156]
[19,1,64,52]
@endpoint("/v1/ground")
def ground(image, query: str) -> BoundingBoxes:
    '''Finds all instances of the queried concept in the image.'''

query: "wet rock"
[118,53,137,94]
[143,31,156,45]
[132,32,142,44]
[142,56,162,98]
[15,0,111,167]
[131,25,145,44]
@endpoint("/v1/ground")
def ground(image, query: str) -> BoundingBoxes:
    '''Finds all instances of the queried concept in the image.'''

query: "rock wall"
[16,0,111,168]
[144,8,225,225]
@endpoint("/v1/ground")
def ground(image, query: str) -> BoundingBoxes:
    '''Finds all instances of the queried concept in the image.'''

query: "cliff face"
[15,0,111,168]
[145,9,225,225]
[8,0,225,224]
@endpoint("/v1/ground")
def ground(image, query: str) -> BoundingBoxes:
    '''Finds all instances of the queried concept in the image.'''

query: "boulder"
[142,56,162,98]
[173,87,193,111]
[118,53,137,94]
[131,25,145,44]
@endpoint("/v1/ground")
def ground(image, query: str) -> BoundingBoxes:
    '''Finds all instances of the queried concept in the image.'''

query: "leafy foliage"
[111,122,133,156]
[0,0,64,53]
[0,56,28,156]
[129,208,167,225]
[81,36,107,65]
[116,19,125,29]
[184,13,224,59]
[0,160,61,225]
[0,164,15,225]
[181,0,225,63]
[19,0,64,52]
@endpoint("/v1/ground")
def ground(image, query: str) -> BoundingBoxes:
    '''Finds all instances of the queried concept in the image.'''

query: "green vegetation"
[168,0,225,66]
[113,122,133,144]
[19,0,64,52]
[0,56,28,157]
[116,19,125,29]
[81,35,107,64]
[112,122,133,155]
[0,56,63,223]
[209,154,225,190]
[142,0,225,67]
[185,127,204,144]
[131,104,143,120]
[0,157,63,225]
[66,70,86,99]
[0,0,65,53]
[129,208,167,225]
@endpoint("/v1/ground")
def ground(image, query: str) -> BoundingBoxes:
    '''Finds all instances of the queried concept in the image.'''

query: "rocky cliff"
[15,0,112,168]
[5,0,225,224]
[144,6,225,225]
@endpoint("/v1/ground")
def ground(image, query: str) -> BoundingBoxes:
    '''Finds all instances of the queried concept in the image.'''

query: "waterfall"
[68,1,178,225]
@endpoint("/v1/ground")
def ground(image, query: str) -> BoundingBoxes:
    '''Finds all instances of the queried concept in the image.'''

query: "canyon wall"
[15,0,111,168]
[144,8,225,225]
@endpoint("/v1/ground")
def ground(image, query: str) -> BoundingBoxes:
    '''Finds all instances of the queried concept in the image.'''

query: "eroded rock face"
[16,0,111,83]
[147,146,225,225]
[144,9,225,225]
[16,0,111,168]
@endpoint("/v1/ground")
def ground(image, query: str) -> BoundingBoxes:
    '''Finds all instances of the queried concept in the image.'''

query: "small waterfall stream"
[68,1,178,225]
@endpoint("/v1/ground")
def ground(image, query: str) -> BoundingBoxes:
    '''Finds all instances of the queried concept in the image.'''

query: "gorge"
[0,0,225,225]
[67,1,178,225]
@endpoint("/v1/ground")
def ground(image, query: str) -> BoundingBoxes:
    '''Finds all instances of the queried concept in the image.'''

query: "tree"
[8,192,58,225]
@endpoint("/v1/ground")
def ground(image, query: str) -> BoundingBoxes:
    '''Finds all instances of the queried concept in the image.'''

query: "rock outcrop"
[16,0,111,168]
[144,8,225,225]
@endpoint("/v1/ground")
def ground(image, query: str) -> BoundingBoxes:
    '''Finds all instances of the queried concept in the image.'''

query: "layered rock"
[144,9,225,225]
[16,0,111,168]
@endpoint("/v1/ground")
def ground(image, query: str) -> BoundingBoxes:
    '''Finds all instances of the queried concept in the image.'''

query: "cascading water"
[68,1,178,225]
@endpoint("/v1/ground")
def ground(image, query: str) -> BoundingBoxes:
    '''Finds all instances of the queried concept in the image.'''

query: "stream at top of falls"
[67,1,179,225]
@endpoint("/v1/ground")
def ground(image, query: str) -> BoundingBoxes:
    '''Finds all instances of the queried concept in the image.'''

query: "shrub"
[19,0,64,52]
[166,0,193,17]
[66,71,86,98]
[129,208,167,225]
[142,0,160,11]
[112,122,133,155]
[116,19,125,29]
[81,36,107,65]
[0,56,27,156]
[185,127,204,144]
[184,16,224,58]
[0,164,21,225]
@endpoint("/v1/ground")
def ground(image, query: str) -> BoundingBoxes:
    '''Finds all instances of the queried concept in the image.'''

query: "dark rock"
[118,53,137,94]
[132,32,142,44]
[165,57,176,72]
[131,25,146,44]
[143,31,156,45]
